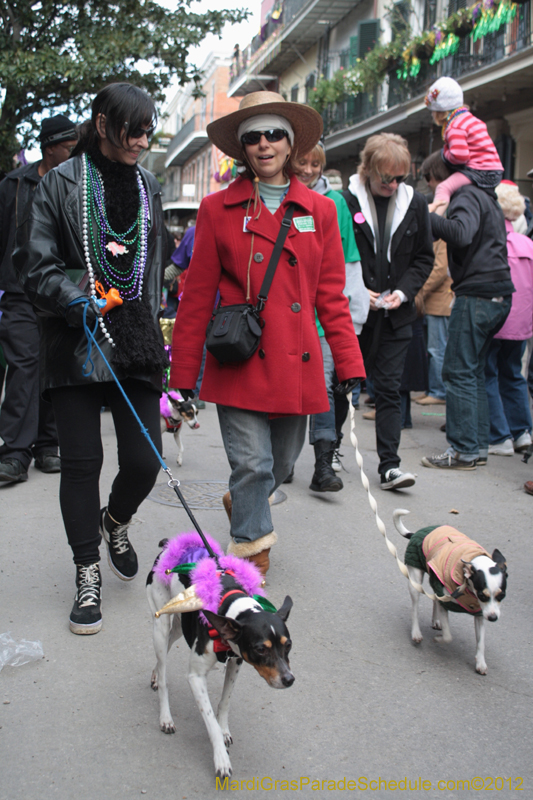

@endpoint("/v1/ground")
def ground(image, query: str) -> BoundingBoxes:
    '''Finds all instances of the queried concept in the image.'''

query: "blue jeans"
[217,405,307,544]
[309,338,336,444]
[426,315,449,400]
[443,295,511,460]
[484,338,532,443]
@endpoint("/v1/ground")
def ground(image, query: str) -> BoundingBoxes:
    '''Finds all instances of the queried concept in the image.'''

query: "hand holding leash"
[334,377,361,395]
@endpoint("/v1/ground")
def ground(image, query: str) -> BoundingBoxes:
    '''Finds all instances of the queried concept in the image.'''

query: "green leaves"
[0,0,249,172]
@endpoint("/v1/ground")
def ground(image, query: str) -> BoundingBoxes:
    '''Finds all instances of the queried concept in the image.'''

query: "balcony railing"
[167,115,197,155]
[323,3,532,137]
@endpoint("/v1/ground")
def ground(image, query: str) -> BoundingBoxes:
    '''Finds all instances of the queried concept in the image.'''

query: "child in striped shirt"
[425,76,503,216]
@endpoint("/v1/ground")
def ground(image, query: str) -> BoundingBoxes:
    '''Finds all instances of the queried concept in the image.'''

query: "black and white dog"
[394,509,507,674]
[147,533,294,779]
[160,390,200,466]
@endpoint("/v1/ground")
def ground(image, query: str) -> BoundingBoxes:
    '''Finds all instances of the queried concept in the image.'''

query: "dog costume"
[405,525,490,614]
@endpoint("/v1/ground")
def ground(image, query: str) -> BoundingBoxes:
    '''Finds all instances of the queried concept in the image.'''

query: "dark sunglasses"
[240,129,289,146]
[124,123,155,140]
[378,173,407,185]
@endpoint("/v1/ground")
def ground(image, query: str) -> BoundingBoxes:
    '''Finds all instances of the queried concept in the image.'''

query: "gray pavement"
[1,399,532,800]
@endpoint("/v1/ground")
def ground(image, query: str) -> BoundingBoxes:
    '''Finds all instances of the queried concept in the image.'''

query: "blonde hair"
[300,144,326,167]
[495,183,526,222]
[358,133,411,183]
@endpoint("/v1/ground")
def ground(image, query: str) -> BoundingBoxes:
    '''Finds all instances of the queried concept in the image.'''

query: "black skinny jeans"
[50,379,162,565]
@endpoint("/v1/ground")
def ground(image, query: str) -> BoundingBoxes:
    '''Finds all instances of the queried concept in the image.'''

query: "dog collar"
[164,417,182,432]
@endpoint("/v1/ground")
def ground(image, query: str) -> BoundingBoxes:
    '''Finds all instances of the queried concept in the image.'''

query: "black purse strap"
[256,203,295,312]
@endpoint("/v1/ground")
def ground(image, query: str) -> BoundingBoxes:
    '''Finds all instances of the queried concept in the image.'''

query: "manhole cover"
[149,481,286,510]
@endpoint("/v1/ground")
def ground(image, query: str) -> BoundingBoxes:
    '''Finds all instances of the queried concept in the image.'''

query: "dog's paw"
[214,753,232,780]
[475,660,487,675]
[434,634,452,644]
[222,730,233,748]
[411,633,423,644]
[431,620,442,631]
[176,455,182,467]
[160,719,177,734]
[151,670,159,691]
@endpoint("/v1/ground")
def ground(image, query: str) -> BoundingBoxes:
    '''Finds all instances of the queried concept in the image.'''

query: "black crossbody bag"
[205,203,295,364]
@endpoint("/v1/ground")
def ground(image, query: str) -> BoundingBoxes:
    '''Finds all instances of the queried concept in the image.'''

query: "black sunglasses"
[240,129,289,146]
[378,172,407,185]
[124,123,155,140]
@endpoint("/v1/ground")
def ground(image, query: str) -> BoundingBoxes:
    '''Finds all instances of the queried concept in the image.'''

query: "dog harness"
[208,585,246,653]
[163,417,182,433]
[422,526,490,614]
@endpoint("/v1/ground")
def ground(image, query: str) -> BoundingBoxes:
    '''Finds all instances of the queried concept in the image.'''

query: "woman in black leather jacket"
[13,83,168,635]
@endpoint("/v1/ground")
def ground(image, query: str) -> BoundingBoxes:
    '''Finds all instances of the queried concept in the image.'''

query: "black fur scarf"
[88,145,168,375]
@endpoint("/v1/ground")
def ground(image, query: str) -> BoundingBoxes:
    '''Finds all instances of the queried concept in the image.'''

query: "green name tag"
[294,215,315,232]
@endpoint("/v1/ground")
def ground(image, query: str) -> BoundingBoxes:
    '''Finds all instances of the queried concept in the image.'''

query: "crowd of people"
[1,75,533,635]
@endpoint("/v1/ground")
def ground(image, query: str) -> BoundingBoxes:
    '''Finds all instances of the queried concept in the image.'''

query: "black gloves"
[65,298,99,328]
[178,388,196,401]
[334,377,361,396]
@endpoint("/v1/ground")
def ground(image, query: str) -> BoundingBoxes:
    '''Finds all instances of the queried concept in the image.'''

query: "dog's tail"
[393,509,413,539]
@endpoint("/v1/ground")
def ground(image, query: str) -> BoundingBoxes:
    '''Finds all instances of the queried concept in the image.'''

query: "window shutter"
[358,20,380,58]
[349,36,358,65]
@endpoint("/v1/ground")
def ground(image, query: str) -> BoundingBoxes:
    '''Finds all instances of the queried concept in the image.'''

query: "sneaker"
[69,564,102,635]
[100,508,138,580]
[380,468,415,490]
[34,454,61,473]
[476,456,487,466]
[488,439,514,456]
[514,432,532,452]
[421,452,477,470]
[0,458,28,484]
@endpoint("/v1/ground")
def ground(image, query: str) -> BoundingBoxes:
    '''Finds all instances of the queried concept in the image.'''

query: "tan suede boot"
[222,491,232,521]
[227,532,278,578]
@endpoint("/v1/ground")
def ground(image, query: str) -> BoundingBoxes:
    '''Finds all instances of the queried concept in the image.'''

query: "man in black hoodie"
[0,115,78,483]
[422,181,514,470]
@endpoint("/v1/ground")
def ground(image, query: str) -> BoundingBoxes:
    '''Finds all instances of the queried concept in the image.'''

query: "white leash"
[348,394,455,604]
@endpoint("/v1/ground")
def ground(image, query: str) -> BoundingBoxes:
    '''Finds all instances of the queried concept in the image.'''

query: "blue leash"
[69,297,218,560]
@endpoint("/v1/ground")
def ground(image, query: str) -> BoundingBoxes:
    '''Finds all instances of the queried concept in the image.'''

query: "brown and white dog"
[394,509,507,675]
[160,390,200,466]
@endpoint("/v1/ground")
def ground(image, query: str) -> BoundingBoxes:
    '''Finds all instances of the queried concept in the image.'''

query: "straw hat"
[207,91,323,161]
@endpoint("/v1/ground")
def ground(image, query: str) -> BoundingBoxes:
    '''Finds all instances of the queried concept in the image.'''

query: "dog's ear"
[461,559,475,579]
[491,549,507,572]
[203,610,242,641]
[277,596,293,623]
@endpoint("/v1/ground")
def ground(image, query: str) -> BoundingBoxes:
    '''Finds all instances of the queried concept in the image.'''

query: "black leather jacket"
[13,155,165,395]
[0,161,42,293]
[344,184,434,330]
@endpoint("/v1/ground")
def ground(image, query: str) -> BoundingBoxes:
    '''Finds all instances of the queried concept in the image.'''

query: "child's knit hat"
[424,77,464,111]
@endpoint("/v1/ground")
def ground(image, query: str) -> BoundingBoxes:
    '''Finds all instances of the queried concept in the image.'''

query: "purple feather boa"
[154,532,266,624]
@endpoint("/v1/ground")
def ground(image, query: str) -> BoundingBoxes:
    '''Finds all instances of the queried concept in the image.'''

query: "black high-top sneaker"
[100,508,138,580]
[70,563,102,635]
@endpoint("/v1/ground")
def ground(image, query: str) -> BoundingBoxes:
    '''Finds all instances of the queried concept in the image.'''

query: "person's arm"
[422,239,448,299]
[315,199,366,380]
[13,170,89,317]
[391,196,435,301]
[430,191,480,249]
[444,125,470,165]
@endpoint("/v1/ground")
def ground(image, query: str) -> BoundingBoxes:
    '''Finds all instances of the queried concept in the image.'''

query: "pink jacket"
[495,220,533,341]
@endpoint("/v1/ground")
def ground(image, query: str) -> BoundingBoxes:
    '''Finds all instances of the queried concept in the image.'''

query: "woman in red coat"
[170,91,365,575]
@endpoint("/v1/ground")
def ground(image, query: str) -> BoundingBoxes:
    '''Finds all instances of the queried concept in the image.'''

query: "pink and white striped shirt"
[444,111,503,172]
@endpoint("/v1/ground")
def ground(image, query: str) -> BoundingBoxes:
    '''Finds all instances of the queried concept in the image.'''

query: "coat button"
[302,352,310,362]
[259,349,265,359]
[254,253,264,263]
[291,302,301,313]
[288,256,297,266]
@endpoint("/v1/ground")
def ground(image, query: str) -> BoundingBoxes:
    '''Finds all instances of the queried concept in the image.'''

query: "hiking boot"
[0,458,28,484]
[70,563,102,635]
[421,452,476,470]
[34,454,61,473]
[100,508,138,580]
[309,440,343,492]
[380,468,415,490]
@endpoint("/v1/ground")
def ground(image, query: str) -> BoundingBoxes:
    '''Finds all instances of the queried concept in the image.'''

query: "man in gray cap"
[0,114,78,483]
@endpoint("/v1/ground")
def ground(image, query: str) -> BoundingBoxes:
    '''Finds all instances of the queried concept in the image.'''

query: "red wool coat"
[169,175,365,415]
